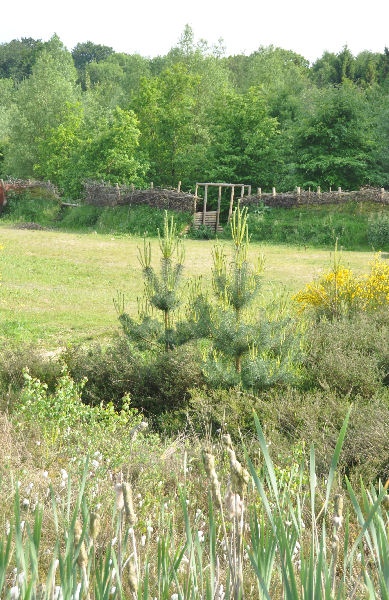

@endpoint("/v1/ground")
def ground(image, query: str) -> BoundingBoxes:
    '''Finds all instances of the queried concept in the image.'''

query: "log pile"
[84,181,196,212]
[241,187,389,209]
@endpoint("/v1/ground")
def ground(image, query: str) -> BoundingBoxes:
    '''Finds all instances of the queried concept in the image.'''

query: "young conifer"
[204,204,298,389]
[117,211,186,351]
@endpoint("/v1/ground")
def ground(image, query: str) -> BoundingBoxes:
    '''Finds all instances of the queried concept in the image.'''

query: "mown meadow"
[1,200,389,599]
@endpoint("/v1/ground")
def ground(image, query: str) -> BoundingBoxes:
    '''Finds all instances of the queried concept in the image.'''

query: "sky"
[1,0,389,62]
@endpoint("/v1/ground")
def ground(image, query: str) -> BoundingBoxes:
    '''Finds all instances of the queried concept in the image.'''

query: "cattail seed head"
[203,450,215,477]
[224,481,243,520]
[89,512,100,539]
[122,483,137,526]
[227,448,249,495]
[222,434,233,449]
[203,449,222,510]
[74,520,88,568]
[128,560,138,594]
[115,484,124,511]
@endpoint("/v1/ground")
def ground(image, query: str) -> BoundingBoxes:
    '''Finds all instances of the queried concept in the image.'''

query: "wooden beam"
[202,184,208,226]
[228,186,235,224]
[194,183,198,214]
[216,185,222,232]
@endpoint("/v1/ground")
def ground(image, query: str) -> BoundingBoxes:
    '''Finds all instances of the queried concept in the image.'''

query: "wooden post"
[216,185,222,232]
[329,186,332,192]
[308,186,311,196]
[130,183,134,192]
[248,185,252,196]
[317,186,321,196]
[228,186,235,223]
[177,181,181,193]
[115,183,120,204]
[202,184,208,226]
[257,187,262,197]
[0,179,6,213]
[150,182,154,189]
[194,183,198,214]
[296,186,301,196]
[338,186,342,197]
[272,187,276,197]
[240,185,244,201]
[381,187,385,201]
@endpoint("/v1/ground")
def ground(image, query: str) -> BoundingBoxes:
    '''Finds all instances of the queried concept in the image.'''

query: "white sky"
[1,0,389,63]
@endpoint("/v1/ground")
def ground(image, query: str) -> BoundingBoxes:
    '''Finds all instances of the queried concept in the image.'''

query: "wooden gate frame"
[194,183,252,230]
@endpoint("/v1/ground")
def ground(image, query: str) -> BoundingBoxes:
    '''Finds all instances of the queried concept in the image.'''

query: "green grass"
[244,201,389,250]
[4,192,389,250]
[0,225,380,348]
[3,193,192,237]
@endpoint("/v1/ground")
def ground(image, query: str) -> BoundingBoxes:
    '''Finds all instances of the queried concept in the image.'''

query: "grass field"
[0,224,380,348]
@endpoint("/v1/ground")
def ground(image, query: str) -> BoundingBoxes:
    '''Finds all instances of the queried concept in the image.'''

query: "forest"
[1,27,389,197]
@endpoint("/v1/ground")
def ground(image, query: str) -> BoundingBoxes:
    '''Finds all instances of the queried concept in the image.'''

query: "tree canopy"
[1,29,389,193]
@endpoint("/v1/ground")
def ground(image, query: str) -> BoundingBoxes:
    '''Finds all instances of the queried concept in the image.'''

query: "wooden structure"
[193,183,251,231]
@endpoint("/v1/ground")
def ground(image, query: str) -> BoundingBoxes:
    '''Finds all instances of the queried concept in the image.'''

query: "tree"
[117,212,186,352]
[294,83,381,189]
[86,53,151,106]
[132,64,209,187]
[0,38,44,81]
[71,41,114,87]
[35,106,148,197]
[3,39,79,178]
[0,78,14,176]
[202,205,298,389]
[205,87,280,188]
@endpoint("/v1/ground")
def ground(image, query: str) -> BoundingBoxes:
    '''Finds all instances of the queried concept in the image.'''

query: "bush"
[3,190,61,226]
[62,338,141,408]
[293,253,389,317]
[368,212,389,250]
[304,310,389,395]
[0,344,63,398]
[63,339,204,416]
[189,225,217,240]
[188,385,389,485]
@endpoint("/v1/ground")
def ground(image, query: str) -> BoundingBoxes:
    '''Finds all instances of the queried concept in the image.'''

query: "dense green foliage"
[1,28,389,194]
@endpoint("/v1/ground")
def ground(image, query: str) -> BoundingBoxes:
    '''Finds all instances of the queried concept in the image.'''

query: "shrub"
[3,190,61,226]
[63,339,204,416]
[0,344,63,398]
[188,385,389,485]
[293,251,389,317]
[368,212,389,249]
[304,310,389,395]
[189,224,217,240]
[62,338,141,408]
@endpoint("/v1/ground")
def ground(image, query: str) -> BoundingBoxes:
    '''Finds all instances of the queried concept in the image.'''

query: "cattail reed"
[330,494,343,595]
[226,447,249,496]
[115,483,124,511]
[203,450,222,509]
[122,483,137,526]
[128,559,138,596]
[74,521,88,569]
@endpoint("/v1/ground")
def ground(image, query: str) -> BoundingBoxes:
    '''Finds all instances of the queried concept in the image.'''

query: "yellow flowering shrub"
[293,253,389,317]
[356,254,389,311]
